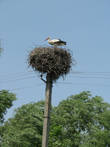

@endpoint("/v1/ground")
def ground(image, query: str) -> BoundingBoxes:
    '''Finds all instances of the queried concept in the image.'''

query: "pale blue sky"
[0,0,110,119]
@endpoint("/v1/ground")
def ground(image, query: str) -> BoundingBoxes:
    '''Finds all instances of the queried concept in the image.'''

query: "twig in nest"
[40,74,46,83]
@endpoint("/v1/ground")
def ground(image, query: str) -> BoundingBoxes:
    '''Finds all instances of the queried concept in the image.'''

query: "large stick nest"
[28,46,74,81]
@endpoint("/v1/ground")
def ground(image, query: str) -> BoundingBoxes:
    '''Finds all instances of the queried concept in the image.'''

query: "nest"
[28,46,74,81]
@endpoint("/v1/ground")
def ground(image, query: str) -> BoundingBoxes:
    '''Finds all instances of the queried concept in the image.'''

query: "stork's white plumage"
[45,37,66,46]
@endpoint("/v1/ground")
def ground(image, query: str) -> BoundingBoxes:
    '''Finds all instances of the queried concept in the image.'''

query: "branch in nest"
[40,74,47,83]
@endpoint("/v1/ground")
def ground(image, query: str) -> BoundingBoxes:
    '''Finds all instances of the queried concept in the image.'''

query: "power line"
[0,76,36,83]
[7,84,43,91]
[0,70,33,78]
[71,71,110,74]
[1,70,110,78]
[1,70,110,85]
[1,74,110,84]
[3,81,110,92]
[70,71,110,76]
[70,75,110,79]
[0,70,110,77]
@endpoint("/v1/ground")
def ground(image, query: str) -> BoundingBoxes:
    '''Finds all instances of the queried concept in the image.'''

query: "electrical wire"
[3,81,110,93]
[1,70,110,78]
[1,70,110,94]
[0,76,36,83]
[1,71,110,84]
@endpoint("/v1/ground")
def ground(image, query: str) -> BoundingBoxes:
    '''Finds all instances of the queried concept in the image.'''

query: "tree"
[1,91,110,147]
[49,91,110,147]
[0,90,16,146]
[0,90,16,123]
[0,101,44,147]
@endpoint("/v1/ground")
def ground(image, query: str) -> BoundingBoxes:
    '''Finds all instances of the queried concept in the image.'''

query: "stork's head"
[44,37,50,41]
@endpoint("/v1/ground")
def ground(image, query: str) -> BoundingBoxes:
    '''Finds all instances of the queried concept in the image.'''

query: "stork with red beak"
[45,37,66,46]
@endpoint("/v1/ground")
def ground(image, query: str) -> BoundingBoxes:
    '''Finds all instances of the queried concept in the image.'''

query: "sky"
[0,0,110,120]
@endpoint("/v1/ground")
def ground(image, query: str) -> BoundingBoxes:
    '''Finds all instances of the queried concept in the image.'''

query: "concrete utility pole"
[42,74,53,147]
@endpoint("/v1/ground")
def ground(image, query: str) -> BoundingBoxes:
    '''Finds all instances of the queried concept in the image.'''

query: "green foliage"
[49,91,110,147]
[0,90,16,123]
[1,91,110,147]
[1,101,44,147]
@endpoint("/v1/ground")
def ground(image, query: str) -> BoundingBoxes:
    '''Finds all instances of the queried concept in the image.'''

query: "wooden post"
[42,74,53,147]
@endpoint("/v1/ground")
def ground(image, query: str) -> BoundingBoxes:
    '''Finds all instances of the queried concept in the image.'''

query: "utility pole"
[42,74,53,147]
[28,46,73,147]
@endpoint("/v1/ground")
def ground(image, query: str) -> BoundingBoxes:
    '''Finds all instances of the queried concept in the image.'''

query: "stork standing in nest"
[45,37,66,46]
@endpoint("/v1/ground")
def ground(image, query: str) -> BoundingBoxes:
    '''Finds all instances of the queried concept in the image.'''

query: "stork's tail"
[63,41,66,45]
[61,41,66,45]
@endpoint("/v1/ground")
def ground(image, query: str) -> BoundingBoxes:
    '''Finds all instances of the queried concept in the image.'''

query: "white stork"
[45,37,66,46]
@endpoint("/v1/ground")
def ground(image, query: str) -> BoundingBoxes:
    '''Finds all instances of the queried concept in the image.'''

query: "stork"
[45,37,66,46]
